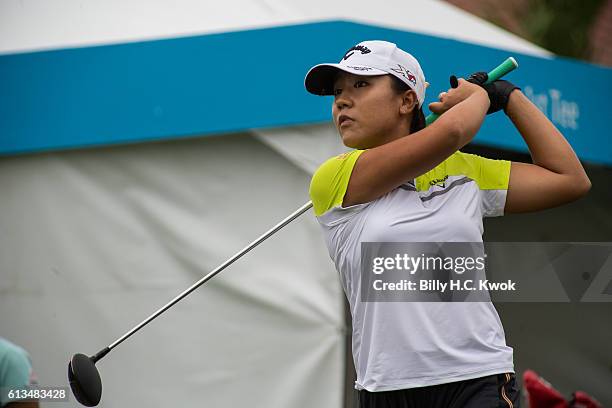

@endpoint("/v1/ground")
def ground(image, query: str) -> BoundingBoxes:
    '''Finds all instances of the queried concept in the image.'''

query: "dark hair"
[389,75,426,133]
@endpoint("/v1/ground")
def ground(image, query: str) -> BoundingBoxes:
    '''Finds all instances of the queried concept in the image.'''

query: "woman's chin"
[341,132,365,150]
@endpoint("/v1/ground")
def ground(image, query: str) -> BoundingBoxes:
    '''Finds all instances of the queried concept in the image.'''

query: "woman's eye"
[333,81,367,95]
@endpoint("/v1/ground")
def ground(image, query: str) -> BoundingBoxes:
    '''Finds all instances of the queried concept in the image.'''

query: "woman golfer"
[304,40,590,407]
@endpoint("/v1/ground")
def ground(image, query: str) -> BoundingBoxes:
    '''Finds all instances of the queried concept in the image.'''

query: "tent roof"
[0,0,551,57]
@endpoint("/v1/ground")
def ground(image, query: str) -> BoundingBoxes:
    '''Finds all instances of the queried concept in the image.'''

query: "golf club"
[68,57,518,407]
[68,201,312,406]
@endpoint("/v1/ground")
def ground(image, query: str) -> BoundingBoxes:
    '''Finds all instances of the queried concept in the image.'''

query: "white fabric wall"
[255,124,349,174]
[0,133,345,408]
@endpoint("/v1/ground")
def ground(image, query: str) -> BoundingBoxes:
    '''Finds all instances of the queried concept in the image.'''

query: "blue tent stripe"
[1,20,610,165]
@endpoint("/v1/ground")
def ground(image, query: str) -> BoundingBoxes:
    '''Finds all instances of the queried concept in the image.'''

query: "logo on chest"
[429,175,449,188]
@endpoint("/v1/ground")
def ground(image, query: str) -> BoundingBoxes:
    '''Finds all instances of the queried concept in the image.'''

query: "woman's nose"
[335,94,352,110]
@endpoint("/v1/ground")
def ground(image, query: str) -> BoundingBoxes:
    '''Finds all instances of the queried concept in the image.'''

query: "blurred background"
[1,1,610,407]
[446,0,612,67]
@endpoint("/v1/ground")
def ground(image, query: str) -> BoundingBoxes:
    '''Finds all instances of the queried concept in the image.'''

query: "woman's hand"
[466,71,521,114]
[428,78,488,115]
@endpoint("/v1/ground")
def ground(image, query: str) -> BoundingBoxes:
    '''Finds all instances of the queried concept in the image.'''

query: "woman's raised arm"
[504,91,591,213]
[343,79,490,207]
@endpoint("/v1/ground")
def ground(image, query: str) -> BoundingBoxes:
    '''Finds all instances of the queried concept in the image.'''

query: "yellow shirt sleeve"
[464,152,511,190]
[451,151,512,217]
[446,151,511,190]
[309,150,365,216]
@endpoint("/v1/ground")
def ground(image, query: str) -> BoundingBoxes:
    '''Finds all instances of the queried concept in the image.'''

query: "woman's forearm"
[343,84,489,207]
[505,90,589,180]
[382,86,490,180]
[441,88,490,149]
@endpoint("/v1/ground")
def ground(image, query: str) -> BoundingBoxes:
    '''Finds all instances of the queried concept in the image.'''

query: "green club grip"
[424,57,518,126]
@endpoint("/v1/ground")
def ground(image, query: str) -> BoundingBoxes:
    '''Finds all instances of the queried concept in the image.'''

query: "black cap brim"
[304,63,387,95]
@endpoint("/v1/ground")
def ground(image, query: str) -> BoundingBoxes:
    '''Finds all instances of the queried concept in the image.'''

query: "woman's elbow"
[577,175,592,196]
[569,173,591,200]
[440,117,464,150]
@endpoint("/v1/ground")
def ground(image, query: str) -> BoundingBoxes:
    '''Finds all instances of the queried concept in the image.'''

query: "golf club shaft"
[105,200,314,352]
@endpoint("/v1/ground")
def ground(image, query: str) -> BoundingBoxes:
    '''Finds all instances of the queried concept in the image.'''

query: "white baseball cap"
[304,40,427,106]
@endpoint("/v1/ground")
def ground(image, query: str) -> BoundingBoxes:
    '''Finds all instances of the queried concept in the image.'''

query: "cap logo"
[346,66,374,71]
[343,45,372,61]
[390,64,417,86]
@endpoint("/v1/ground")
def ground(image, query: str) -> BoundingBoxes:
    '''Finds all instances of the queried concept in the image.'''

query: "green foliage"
[522,0,606,60]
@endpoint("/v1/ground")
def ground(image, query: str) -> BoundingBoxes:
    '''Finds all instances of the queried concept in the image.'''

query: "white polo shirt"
[309,149,515,391]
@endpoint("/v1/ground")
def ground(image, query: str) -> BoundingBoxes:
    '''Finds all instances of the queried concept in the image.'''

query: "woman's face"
[332,72,413,149]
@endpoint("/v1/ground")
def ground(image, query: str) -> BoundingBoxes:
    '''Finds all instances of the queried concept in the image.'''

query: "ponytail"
[410,106,426,133]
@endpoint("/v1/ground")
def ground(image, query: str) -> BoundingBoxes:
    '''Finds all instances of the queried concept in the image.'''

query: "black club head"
[68,353,102,407]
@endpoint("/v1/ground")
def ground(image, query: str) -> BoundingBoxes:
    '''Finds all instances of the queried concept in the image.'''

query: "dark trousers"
[358,373,520,408]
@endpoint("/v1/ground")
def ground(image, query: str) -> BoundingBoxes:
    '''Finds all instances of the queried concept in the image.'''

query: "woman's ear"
[400,91,417,115]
